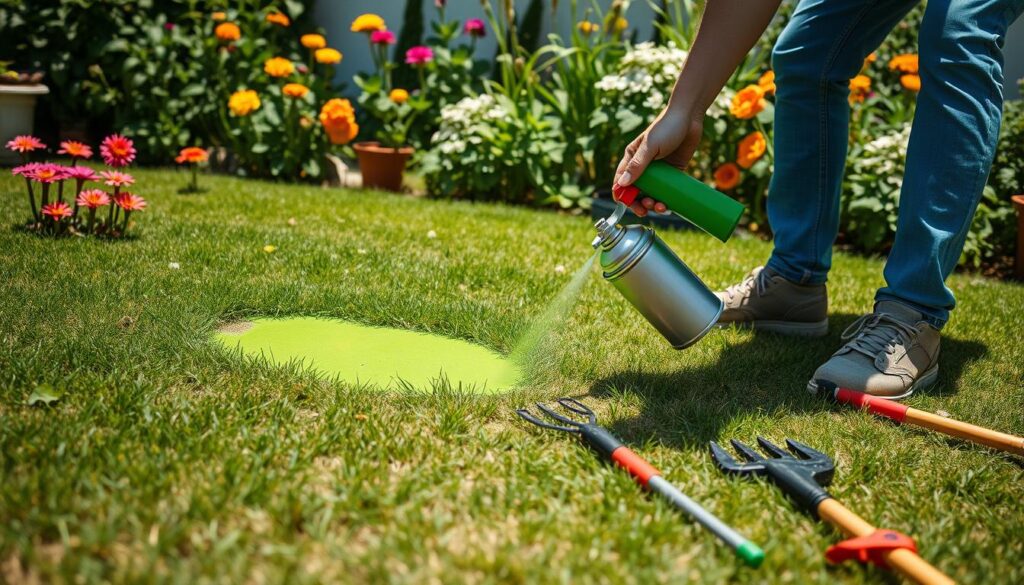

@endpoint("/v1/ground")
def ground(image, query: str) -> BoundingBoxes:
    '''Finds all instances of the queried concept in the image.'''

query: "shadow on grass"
[587,313,988,450]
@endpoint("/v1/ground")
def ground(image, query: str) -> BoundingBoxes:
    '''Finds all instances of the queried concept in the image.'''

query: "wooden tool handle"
[905,408,1024,456]
[817,499,955,585]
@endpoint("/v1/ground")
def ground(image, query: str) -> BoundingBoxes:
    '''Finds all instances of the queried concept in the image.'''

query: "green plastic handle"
[736,540,766,568]
[633,161,745,243]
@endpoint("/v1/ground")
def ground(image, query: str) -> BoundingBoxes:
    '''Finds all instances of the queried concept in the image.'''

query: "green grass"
[1,168,1022,584]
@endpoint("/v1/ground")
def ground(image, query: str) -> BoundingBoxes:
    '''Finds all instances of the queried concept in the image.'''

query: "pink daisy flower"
[6,135,46,153]
[405,46,434,66]
[114,192,148,212]
[464,18,486,38]
[100,134,136,167]
[371,30,396,45]
[26,163,69,183]
[100,170,135,187]
[58,140,94,159]
[76,189,111,209]
[41,201,73,221]
[12,162,45,177]
[65,166,100,182]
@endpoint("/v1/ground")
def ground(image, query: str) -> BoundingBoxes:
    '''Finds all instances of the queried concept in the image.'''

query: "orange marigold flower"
[713,162,741,190]
[41,201,73,221]
[757,70,776,95]
[215,22,240,41]
[736,131,767,169]
[76,189,111,209]
[115,192,148,212]
[900,74,921,92]
[848,74,871,104]
[389,89,409,104]
[266,12,290,27]
[264,57,295,78]
[283,83,310,98]
[351,13,386,33]
[175,147,209,164]
[315,48,342,64]
[301,34,326,49]
[319,98,359,145]
[730,85,766,119]
[888,53,918,74]
[212,11,227,21]
[229,89,261,116]
[58,140,93,159]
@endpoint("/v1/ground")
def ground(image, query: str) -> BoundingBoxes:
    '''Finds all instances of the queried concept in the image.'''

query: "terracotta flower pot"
[1012,195,1024,280]
[354,142,413,192]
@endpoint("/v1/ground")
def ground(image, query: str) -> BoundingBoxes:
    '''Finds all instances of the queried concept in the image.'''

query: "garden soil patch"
[216,317,520,393]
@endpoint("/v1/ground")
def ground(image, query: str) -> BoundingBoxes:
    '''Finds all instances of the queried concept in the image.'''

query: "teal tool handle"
[633,161,745,243]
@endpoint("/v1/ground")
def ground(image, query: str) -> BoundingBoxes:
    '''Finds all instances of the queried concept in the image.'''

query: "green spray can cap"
[614,161,744,242]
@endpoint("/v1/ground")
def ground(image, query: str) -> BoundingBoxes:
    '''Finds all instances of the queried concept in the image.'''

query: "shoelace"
[723,268,771,303]
[840,313,920,359]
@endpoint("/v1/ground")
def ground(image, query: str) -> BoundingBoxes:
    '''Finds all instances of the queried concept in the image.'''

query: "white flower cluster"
[596,42,688,112]
[855,123,912,187]
[431,94,506,156]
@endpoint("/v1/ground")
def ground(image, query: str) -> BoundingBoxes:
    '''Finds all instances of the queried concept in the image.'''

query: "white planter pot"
[0,84,49,165]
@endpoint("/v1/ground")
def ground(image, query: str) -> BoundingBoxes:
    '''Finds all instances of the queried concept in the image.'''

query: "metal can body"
[596,222,723,349]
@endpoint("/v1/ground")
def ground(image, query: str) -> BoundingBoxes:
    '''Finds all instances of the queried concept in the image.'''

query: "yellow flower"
[319,98,359,145]
[351,14,386,33]
[301,34,327,49]
[264,57,295,78]
[215,22,240,41]
[729,85,766,119]
[900,74,921,92]
[736,131,766,169]
[212,11,227,21]
[613,17,628,32]
[266,12,290,27]
[283,83,310,98]
[758,70,776,95]
[228,90,260,116]
[389,89,409,104]
[888,53,918,74]
[577,21,598,35]
[315,48,342,64]
[263,244,277,253]
[848,74,871,104]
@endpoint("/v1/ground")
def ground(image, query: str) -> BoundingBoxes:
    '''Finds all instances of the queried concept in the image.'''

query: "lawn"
[1,168,1022,584]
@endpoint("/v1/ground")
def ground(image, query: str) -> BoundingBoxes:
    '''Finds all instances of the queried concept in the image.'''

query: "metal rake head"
[709,437,835,487]
[516,398,596,433]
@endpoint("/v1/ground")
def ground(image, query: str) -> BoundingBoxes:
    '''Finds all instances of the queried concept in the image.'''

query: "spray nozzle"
[593,202,628,249]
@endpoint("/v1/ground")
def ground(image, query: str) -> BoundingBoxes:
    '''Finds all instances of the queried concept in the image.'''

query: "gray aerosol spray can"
[592,203,724,349]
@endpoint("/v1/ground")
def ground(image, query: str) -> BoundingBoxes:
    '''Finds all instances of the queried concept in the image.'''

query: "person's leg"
[876,0,1024,327]
[766,0,920,284]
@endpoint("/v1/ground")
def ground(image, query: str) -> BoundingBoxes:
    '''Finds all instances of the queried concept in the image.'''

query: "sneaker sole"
[806,364,939,401]
[717,319,829,338]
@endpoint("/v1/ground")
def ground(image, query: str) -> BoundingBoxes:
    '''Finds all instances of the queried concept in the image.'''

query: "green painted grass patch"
[216,317,521,393]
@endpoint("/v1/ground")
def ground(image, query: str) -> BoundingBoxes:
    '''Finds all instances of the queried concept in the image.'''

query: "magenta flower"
[58,140,93,159]
[405,45,434,66]
[100,134,136,167]
[65,166,99,183]
[41,201,73,221]
[371,30,396,45]
[12,162,45,177]
[464,18,486,38]
[26,163,68,184]
[100,170,135,187]
[76,189,111,209]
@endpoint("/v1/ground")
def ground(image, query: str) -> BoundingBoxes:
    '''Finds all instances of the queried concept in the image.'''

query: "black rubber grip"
[765,463,831,515]
[579,424,624,459]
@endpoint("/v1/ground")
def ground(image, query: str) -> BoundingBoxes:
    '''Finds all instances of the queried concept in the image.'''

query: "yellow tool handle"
[817,499,955,585]
[905,408,1024,456]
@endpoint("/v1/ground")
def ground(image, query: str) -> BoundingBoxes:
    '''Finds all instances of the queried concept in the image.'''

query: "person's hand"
[613,106,704,216]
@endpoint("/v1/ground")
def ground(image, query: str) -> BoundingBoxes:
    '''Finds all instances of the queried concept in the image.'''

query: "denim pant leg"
[766,0,918,284]
[876,0,1024,328]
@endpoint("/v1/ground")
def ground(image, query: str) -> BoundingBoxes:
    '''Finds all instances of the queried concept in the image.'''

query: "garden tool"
[516,398,765,568]
[816,380,1024,457]
[710,437,954,585]
[593,162,744,349]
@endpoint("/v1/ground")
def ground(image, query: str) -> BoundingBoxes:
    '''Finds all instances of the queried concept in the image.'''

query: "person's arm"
[614,0,782,216]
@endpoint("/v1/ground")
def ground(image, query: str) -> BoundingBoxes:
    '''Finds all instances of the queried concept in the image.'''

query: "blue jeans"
[764,0,1024,328]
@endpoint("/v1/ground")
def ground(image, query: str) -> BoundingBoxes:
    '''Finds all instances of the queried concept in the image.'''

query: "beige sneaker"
[716,266,828,336]
[807,301,940,400]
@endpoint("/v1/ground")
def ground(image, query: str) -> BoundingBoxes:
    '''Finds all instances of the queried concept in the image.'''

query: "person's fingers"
[641,197,655,210]
[614,136,642,190]
[618,138,655,187]
[631,202,648,217]
[653,201,667,214]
